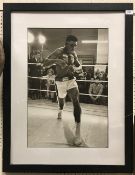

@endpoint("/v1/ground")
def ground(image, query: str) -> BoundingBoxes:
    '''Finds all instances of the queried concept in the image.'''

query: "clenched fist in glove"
[66,65,75,77]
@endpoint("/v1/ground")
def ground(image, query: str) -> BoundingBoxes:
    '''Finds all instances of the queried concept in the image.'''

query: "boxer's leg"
[57,97,65,119]
[68,87,81,123]
[68,87,82,145]
[55,81,67,119]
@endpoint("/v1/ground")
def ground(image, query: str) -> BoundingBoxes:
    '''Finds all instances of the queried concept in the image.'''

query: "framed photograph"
[3,3,133,173]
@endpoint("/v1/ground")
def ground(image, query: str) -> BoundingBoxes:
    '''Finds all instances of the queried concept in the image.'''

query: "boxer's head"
[65,35,78,53]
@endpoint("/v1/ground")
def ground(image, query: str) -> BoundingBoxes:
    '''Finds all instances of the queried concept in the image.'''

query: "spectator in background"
[89,77,104,105]
[35,50,42,63]
[86,67,94,80]
[98,71,105,81]
[46,68,56,102]
[94,69,100,79]
[28,51,41,100]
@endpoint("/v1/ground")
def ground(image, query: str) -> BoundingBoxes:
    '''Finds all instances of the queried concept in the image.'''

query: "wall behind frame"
[0,0,134,175]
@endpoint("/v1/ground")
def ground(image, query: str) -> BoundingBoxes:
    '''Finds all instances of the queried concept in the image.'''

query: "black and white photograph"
[27,28,108,148]
[3,6,131,170]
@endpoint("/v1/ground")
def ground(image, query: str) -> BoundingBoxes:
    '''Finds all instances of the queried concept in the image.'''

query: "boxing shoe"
[74,136,82,146]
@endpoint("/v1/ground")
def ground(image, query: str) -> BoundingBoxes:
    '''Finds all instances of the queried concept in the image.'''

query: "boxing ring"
[28,63,108,148]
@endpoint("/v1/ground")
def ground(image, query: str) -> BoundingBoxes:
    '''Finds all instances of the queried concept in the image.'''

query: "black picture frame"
[3,3,133,173]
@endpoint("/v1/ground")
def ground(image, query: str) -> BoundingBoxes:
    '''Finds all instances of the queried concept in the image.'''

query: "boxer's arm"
[72,51,80,67]
[47,48,61,60]
[43,48,67,69]
[44,59,67,69]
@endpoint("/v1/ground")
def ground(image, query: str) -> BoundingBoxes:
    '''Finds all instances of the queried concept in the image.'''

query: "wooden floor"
[28,99,108,148]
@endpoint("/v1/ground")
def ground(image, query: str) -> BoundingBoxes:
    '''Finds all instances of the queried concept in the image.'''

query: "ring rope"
[28,63,108,66]
[28,88,108,98]
[28,76,108,83]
